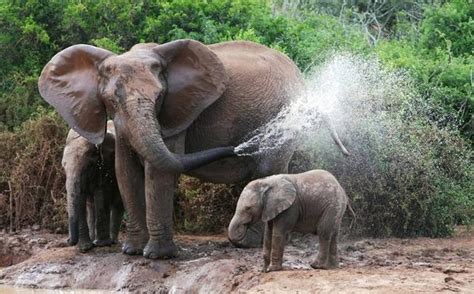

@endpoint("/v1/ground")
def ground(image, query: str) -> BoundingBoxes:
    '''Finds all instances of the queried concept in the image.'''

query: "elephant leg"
[77,194,93,252]
[267,221,287,272]
[86,197,96,241]
[311,233,332,269]
[93,189,113,246]
[262,221,272,272]
[328,233,340,268]
[67,182,79,246]
[116,141,148,255]
[143,162,179,259]
[110,199,124,244]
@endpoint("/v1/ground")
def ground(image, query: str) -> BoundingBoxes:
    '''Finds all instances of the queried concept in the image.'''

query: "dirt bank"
[0,229,473,293]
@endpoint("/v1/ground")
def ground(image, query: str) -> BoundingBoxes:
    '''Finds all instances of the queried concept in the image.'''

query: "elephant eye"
[150,62,161,72]
[101,65,112,74]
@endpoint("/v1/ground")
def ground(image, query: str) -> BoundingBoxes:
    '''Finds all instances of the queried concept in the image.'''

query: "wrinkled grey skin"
[62,121,124,252]
[228,170,348,272]
[39,39,349,259]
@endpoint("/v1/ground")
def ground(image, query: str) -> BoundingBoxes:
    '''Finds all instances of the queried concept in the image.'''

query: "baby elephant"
[62,121,124,252]
[228,170,349,272]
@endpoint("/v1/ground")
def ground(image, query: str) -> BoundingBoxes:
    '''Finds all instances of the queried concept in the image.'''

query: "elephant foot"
[261,261,270,273]
[143,240,178,259]
[122,241,145,255]
[310,260,338,270]
[67,237,78,246]
[266,264,283,272]
[93,238,114,247]
[122,234,148,255]
[78,241,94,253]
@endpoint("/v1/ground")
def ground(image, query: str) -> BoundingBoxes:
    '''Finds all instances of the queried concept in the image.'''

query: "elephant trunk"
[123,99,236,173]
[228,216,263,248]
[228,215,246,243]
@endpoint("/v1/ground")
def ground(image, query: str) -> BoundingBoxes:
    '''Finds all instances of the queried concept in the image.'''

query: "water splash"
[235,53,408,156]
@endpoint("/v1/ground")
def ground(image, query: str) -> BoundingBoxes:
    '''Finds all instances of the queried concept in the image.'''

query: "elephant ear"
[38,45,114,144]
[153,39,228,138]
[261,178,297,222]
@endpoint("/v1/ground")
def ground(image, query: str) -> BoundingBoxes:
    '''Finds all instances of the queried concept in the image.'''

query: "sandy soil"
[0,228,472,293]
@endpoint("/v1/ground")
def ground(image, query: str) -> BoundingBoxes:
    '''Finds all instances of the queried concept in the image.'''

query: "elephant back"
[186,41,303,150]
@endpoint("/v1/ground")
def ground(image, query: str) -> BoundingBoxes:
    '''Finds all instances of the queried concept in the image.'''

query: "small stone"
[32,224,41,231]
[162,272,170,278]
[345,245,357,252]
[445,276,455,283]
[443,268,468,274]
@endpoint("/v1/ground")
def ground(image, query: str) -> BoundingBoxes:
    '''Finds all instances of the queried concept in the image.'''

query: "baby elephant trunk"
[228,218,264,248]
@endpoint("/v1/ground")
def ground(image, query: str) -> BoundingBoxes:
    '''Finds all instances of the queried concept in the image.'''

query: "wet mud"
[0,229,473,293]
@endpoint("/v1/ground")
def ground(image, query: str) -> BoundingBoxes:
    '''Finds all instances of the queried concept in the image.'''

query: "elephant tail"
[320,113,350,156]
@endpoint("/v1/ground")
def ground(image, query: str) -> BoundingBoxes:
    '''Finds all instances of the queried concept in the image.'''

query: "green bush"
[376,0,473,141]
[301,55,473,237]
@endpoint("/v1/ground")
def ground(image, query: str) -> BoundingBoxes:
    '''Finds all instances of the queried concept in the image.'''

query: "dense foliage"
[0,0,472,237]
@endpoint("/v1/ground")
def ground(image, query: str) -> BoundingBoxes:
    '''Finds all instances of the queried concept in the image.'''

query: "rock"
[443,268,468,274]
[445,276,455,283]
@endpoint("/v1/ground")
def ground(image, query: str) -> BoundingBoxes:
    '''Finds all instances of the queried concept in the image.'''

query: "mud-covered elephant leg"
[262,222,273,272]
[312,233,332,269]
[77,196,94,252]
[93,188,113,246]
[267,221,286,272]
[116,140,148,255]
[74,194,94,252]
[143,162,179,259]
[312,207,340,269]
[312,213,335,269]
[328,233,340,268]
[66,176,93,252]
[86,196,95,241]
[110,196,124,244]
[66,180,80,246]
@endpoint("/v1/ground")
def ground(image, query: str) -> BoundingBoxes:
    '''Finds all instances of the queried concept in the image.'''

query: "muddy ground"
[0,228,473,293]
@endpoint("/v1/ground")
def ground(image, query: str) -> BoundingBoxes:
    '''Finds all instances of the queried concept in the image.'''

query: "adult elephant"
[38,39,348,259]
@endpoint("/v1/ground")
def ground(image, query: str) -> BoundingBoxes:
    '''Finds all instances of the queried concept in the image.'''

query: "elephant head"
[39,40,235,172]
[228,176,296,246]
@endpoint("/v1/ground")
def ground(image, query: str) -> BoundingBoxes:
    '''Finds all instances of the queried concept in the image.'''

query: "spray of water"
[234,53,409,156]
[232,52,472,237]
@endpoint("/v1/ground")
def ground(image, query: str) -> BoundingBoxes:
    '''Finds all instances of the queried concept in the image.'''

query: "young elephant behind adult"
[62,121,124,252]
[228,170,349,272]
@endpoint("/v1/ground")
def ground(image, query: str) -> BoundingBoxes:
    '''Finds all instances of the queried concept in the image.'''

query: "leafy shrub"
[0,111,68,232]
[376,0,473,141]
[301,55,473,237]
[174,176,245,234]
